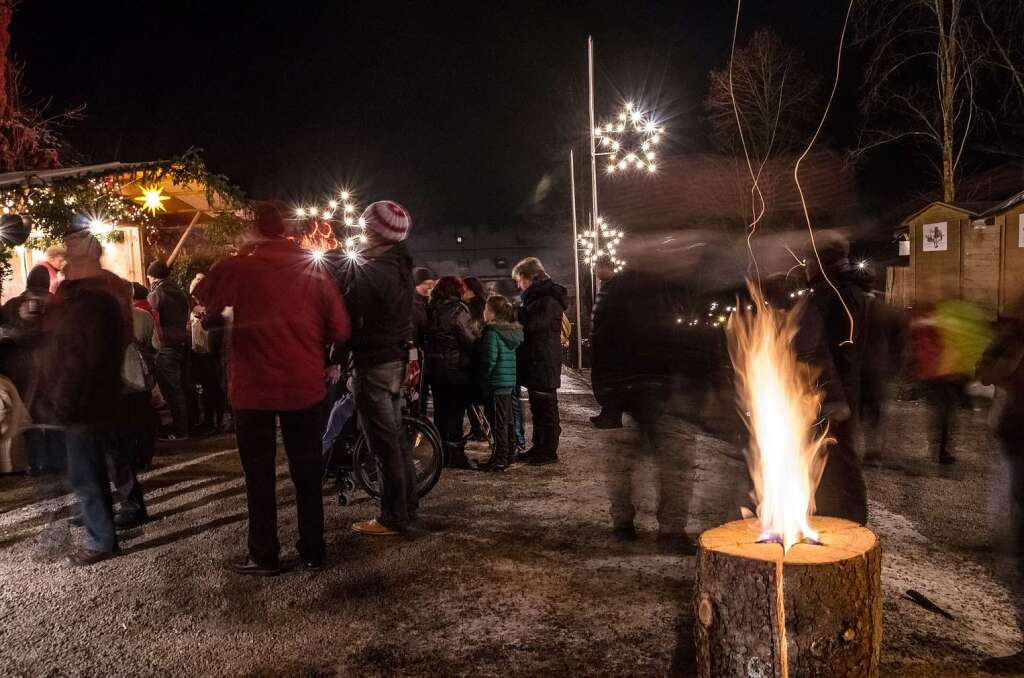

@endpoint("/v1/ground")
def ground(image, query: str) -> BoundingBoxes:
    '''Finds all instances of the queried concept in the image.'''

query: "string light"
[595,101,666,175]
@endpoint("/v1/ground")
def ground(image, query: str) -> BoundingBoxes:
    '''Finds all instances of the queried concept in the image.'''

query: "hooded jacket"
[516,277,569,391]
[335,242,414,369]
[424,297,478,385]
[194,238,351,411]
[479,321,524,395]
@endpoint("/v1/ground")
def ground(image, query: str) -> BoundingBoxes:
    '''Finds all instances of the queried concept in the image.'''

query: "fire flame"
[726,283,831,553]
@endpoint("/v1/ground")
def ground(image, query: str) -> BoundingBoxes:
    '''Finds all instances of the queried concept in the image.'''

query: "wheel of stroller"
[352,415,444,500]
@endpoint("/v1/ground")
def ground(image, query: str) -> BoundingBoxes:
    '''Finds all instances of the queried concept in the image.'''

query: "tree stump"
[694,517,881,678]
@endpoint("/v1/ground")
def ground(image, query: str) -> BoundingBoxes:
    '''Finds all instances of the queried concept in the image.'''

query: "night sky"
[13,2,859,230]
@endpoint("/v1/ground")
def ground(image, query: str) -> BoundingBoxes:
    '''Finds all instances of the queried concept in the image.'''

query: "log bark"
[695,517,881,678]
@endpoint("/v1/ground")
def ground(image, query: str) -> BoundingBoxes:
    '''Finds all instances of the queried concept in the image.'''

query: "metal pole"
[569,150,583,370]
[587,35,601,296]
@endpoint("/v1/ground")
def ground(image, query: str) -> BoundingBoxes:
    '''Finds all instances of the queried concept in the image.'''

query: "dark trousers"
[528,388,561,454]
[431,380,469,449]
[1004,436,1024,555]
[124,391,157,469]
[24,428,66,474]
[155,345,190,437]
[924,380,964,460]
[512,386,526,447]
[66,429,117,553]
[235,406,325,566]
[104,427,147,517]
[815,419,868,525]
[605,381,690,533]
[193,351,226,428]
[354,361,418,529]
[486,393,514,465]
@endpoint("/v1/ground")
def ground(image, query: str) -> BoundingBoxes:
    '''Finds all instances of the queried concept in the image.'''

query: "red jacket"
[194,238,351,411]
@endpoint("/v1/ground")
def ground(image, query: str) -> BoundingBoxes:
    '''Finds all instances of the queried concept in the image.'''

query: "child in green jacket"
[479,296,524,471]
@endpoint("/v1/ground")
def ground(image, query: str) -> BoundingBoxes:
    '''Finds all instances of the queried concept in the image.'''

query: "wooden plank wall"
[1003,207,1024,317]
[911,205,965,307]
[961,220,1001,319]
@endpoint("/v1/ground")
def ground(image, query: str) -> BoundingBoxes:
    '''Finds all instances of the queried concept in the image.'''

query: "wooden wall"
[1002,206,1024,317]
[961,220,1001,317]
[909,205,967,307]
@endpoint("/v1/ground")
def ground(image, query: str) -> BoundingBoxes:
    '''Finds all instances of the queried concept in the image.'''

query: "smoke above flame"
[726,283,831,553]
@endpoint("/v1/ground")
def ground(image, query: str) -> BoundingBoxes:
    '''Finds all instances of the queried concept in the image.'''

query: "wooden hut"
[897,198,1022,319]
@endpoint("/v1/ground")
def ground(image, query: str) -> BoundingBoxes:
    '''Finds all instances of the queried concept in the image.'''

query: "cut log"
[694,517,881,678]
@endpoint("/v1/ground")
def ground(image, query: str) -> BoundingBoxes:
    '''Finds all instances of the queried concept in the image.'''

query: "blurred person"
[462,275,489,442]
[412,267,436,347]
[796,231,870,525]
[335,200,419,536]
[855,269,908,468]
[462,276,487,327]
[147,260,191,440]
[590,255,623,429]
[598,269,694,549]
[132,282,160,345]
[1,266,62,474]
[910,298,992,464]
[424,275,478,469]
[512,257,568,466]
[194,203,350,574]
[29,244,66,294]
[127,280,159,471]
[35,230,135,566]
[477,295,523,471]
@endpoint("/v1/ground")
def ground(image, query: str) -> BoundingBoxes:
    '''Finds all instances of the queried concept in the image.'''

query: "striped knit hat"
[361,200,411,242]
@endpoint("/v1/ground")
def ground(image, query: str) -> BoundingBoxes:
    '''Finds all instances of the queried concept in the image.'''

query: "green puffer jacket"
[479,321,524,395]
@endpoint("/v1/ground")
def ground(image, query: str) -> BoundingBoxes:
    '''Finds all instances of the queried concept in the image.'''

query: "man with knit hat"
[334,200,418,536]
[194,202,351,575]
[147,259,190,440]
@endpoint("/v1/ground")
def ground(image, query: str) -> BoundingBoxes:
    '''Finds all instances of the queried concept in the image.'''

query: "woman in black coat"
[424,276,478,468]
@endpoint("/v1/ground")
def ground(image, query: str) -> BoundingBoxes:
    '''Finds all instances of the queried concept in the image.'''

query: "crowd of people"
[0,200,574,572]
[3,204,1024,576]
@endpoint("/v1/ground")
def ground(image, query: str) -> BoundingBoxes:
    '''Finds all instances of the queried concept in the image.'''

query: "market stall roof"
[0,160,229,216]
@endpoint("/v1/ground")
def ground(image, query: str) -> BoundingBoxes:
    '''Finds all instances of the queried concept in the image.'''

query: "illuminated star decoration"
[296,190,368,259]
[594,101,665,175]
[134,185,170,215]
[579,216,626,272]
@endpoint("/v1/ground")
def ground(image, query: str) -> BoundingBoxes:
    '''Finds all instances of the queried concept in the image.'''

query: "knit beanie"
[413,267,436,286]
[361,200,411,242]
[253,202,286,238]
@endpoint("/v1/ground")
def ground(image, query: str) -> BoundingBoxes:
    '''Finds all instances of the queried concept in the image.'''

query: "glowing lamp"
[134,186,170,215]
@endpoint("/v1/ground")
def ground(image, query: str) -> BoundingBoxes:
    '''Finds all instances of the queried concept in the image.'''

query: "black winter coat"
[516,277,568,391]
[148,279,189,347]
[35,277,129,429]
[336,242,415,368]
[412,293,430,347]
[424,298,478,386]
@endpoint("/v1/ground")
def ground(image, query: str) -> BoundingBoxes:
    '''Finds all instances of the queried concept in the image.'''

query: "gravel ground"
[0,372,1022,677]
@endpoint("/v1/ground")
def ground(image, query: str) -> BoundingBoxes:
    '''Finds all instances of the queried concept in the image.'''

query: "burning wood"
[694,282,881,678]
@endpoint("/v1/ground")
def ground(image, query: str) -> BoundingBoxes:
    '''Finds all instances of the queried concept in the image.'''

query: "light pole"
[569,150,583,370]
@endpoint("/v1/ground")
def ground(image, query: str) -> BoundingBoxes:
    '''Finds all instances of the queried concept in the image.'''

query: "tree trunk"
[695,517,882,678]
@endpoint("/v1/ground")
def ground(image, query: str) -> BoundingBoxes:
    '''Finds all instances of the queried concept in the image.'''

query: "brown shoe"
[351,519,400,536]
[66,547,119,567]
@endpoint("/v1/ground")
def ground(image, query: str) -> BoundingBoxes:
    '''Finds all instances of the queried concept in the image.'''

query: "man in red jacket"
[194,203,351,575]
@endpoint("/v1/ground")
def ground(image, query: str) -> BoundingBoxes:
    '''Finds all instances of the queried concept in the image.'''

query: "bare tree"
[0,0,82,172]
[705,29,821,165]
[854,0,1024,203]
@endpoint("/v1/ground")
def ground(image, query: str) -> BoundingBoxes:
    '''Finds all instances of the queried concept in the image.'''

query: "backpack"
[560,313,572,349]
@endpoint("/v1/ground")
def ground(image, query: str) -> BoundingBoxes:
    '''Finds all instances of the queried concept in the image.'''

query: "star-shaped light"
[134,186,170,215]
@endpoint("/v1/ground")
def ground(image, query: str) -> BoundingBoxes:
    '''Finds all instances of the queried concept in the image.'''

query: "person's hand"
[192,304,206,319]
[325,365,342,385]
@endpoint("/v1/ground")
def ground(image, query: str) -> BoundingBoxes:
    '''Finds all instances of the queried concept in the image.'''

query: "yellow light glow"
[134,186,170,215]
[89,218,113,235]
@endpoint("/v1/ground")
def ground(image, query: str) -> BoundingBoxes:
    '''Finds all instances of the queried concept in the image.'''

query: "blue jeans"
[353,361,418,529]
[66,429,117,553]
[512,385,526,447]
[322,394,356,454]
